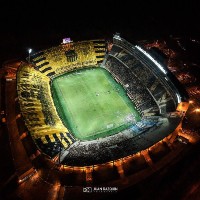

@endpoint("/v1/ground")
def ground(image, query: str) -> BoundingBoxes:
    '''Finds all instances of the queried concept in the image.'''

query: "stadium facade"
[17,33,189,168]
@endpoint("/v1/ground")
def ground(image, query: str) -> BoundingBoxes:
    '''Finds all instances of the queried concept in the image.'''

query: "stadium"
[13,33,190,190]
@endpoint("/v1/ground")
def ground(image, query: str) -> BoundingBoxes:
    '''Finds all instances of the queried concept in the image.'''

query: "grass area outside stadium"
[51,67,141,140]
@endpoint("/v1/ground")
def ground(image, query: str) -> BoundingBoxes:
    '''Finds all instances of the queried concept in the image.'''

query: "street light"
[195,108,200,113]
[28,48,32,62]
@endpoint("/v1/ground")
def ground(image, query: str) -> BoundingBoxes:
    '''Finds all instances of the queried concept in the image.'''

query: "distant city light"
[195,108,200,112]
[189,100,193,104]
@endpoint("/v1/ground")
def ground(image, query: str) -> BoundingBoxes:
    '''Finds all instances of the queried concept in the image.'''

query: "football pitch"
[51,67,141,140]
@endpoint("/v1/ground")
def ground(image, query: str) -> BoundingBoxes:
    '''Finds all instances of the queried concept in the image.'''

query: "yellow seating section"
[17,40,106,149]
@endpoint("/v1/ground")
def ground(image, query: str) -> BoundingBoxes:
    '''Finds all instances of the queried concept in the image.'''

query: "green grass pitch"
[51,67,141,140]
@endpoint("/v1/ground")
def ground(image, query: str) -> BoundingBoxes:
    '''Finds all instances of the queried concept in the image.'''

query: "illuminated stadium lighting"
[135,45,167,74]
[114,34,122,40]
[62,38,71,44]
[28,48,32,54]
[176,93,181,103]
[28,48,32,62]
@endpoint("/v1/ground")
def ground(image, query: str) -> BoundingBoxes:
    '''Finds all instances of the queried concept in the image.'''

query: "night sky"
[0,0,200,65]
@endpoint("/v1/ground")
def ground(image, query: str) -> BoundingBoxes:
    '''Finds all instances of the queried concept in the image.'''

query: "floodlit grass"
[51,67,141,140]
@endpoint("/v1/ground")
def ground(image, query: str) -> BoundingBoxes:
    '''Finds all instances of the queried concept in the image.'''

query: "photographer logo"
[83,187,92,193]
